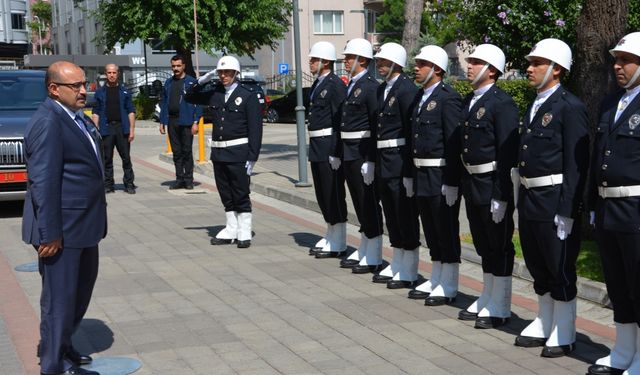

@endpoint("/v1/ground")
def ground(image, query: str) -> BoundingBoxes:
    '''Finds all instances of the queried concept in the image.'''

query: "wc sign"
[278,63,289,74]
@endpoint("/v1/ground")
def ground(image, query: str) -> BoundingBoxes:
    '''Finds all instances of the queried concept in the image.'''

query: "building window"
[11,13,26,30]
[313,11,343,34]
[79,26,86,54]
[366,11,377,34]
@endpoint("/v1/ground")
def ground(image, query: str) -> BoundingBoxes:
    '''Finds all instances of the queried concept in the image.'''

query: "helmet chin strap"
[536,62,555,90]
[386,62,396,81]
[624,65,640,89]
[471,63,489,86]
[315,59,324,81]
[420,68,434,86]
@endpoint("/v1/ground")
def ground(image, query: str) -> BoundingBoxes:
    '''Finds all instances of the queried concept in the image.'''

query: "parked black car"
[264,87,310,123]
[0,70,47,201]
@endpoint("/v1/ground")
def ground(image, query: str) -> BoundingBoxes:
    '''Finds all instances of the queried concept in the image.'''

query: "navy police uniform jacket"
[307,73,347,162]
[186,81,262,163]
[461,85,519,205]
[517,86,589,221]
[589,90,640,232]
[410,82,462,196]
[340,71,379,162]
[376,73,418,179]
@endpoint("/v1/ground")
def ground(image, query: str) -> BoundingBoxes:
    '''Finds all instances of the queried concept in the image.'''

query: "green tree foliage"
[28,0,52,48]
[94,0,292,75]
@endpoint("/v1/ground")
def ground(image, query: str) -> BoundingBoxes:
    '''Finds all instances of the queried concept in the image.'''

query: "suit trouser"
[168,119,195,184]
[38,245,99,374]
[465,201,515,276]
[596,229,640,325]
[518,218,579,301]
[417,194,461,263]
[343,159,383,238]
[377,176,420,250]
[102,121,134,188]
[213,162,251,213]
[310,161,347,225]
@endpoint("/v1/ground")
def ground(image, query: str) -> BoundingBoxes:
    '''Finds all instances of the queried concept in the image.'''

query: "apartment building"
[0,0,29,64]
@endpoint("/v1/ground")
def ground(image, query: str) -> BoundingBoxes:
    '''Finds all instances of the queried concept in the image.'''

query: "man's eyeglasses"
[52,81,89,91]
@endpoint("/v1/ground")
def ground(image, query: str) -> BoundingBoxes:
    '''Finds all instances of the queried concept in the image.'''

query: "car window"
[0,76,47,110]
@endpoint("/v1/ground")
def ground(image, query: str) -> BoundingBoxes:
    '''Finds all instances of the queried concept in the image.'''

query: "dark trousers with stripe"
[418,194,461,263]
[596,229,640,325]
[213,162,251,213]
[38,245,99,374]
[465,202,515,276]
[311,161,347,224]
[377,177,420,250]
[518,218,580,301]
[343,159,383,238]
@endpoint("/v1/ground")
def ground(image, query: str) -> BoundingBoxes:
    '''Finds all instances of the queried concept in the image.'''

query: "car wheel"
[266,108,279,123]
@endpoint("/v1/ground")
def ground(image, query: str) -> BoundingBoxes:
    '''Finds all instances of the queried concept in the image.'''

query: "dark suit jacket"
[589,89,640,232]
[517,86,589,221]
[410,82,462,197]
[461,85,519,205]
[376,73,418,179]
[307,73,346,162]
[340,70,379,162]
[22,97,107,248]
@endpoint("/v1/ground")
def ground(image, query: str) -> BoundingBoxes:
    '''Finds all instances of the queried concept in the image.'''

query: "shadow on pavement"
[75,319,114,355]
[0,201,24,218]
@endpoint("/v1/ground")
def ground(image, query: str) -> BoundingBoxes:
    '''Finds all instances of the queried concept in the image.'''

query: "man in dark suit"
[587,32,640,375]
[406,45,463,304]
[513,39,589,358]
[370,43,421,289]
[457,44,519,329]
[22,61,105,375]
[186,56,262,248]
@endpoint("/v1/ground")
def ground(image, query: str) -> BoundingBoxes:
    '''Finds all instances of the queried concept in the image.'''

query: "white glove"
[441,185,459,207]
[490,199,508,223]
[198,69,217,85]
[245,160,255,176]
[403,177,414,198]
[554,215,574,240]
[328,155,341,170]
[589,211,595,227]
[361,161,375,185]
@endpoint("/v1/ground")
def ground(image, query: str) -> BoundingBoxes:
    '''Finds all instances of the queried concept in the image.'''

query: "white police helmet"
[526,38,572,71]
[216,56,241,72]
[375,42,407,68]
[342,38,373,59]
[466,44,506,74]
[415,45,449,73]
[309,41,337,61]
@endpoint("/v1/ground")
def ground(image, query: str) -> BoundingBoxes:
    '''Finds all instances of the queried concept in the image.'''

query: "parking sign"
[278,63,289,74]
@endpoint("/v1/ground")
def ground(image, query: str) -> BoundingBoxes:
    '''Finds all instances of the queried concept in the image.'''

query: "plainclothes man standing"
[22,61,105,375]
[160,54,203,190]
[587,32,640,375]
[513,38,589,358]
[407,45,463,305]
[92,63,136,194]
[186,56,262,248]
[305,41,349,259]
[371,43,421,289]
[456,44,519,329]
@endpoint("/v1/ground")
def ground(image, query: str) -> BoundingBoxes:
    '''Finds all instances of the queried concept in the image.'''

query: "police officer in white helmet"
[587,32,640,375]
[513,38,589,358]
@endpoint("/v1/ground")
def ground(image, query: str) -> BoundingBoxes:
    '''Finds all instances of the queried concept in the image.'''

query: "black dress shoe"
[587,364,625,375]
[308,247,323,256]
[372,274,392,283]
[339,259,359,268]
[514,335,547,348]
[541,343,575,358]
[66,348,92,365]
[424,296,456,306]
[169,181,185,190]
[408,290,430,299]
[314,250,346,259]
[352,264,382,274]
[237,240,251,248]
[124,186,136,194]
[184,183,194,190]
[458,309,478,320]
[474,316,510,329]
[59,365,99,375]
[210,238,234,245]
[387,280,415,289]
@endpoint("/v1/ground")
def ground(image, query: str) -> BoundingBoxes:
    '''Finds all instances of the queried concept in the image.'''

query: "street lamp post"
[33,15,42,55]
[292,0,310,187]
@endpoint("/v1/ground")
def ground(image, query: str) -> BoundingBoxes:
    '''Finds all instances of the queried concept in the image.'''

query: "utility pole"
[292,0,310,187]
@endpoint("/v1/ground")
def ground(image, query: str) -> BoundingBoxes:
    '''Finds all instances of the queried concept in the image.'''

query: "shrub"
[447,78,535,118]
[133,93,156,120]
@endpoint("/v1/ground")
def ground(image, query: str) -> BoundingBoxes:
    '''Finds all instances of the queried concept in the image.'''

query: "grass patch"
[460,230,604,282]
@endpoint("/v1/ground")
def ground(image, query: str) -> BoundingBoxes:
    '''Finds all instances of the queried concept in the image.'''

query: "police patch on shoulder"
[354,88,361,97]
[476,107,485,119]
[426,100,437,111]
[541,112,553,127]
[630,114,640,130]
[235,97,243,106]
[320,89,327,98]
[388,96,396,107]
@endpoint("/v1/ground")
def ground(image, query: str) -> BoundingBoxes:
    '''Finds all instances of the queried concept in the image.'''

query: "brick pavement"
[0,121,616,375]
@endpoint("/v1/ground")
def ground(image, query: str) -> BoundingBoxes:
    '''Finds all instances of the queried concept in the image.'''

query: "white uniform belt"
[463,160,497,174]
[413,158,446,167]
[211,137,249,148]
[341,130,371,139]
[308,128,333,137]
[376,138,406,148]
[520,174,563,189]
[598,185,640,198]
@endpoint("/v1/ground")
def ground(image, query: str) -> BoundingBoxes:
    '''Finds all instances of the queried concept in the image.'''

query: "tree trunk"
[401,0,424,53]
[176,45,196,78]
